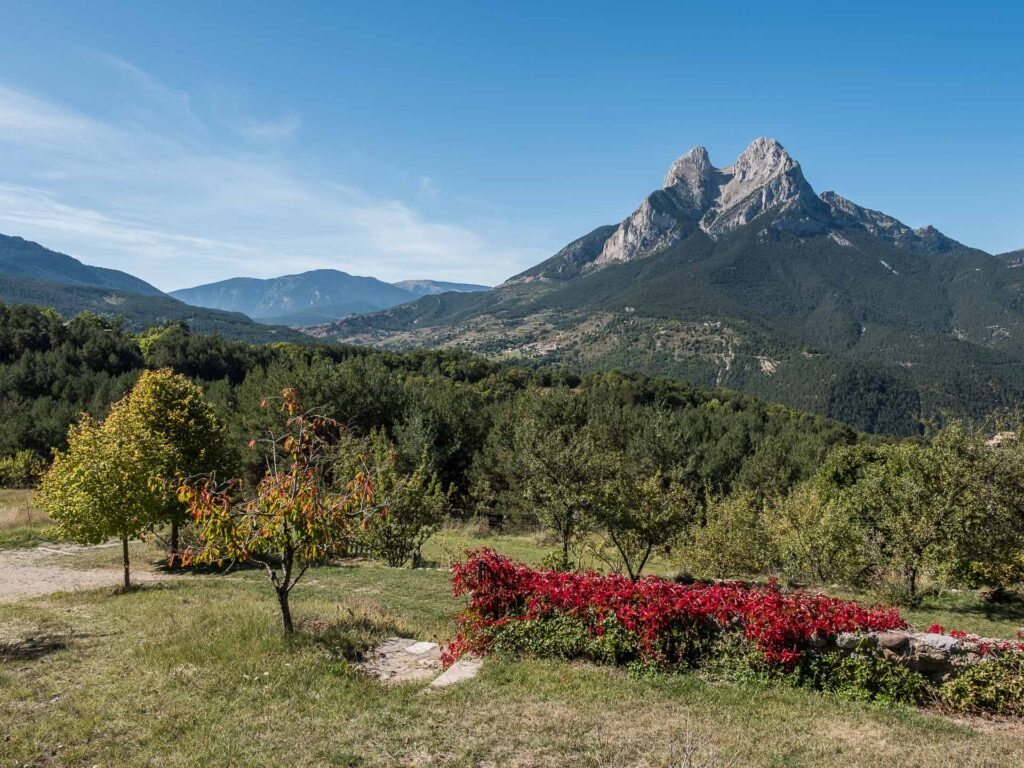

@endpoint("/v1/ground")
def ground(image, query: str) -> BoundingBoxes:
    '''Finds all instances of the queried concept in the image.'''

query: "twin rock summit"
[518,137,963,281]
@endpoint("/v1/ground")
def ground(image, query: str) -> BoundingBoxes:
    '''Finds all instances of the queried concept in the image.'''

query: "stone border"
[820,630,1017,682]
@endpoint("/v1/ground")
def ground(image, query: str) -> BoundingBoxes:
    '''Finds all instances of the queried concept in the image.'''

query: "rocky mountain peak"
[662,146,711,188]
[661,146,718,216]
[700,138,821,236]
[595,138,823,266]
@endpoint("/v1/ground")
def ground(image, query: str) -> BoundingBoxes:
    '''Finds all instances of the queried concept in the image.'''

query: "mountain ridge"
[0,234,309,343]
[315,138,1024,434]
[171,270,489,326]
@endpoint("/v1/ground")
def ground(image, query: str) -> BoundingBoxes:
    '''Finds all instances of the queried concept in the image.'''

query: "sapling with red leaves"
[179,389,379,632]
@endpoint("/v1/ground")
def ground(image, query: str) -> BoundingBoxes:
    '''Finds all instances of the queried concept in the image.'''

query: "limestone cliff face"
[595,137,829,266]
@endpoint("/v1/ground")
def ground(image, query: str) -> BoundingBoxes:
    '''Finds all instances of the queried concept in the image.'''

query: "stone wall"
[821,629,1008,682]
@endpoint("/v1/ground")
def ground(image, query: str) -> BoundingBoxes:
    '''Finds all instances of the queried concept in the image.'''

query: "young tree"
[762,482,873,586]
[516,422,604,571]
[180,390,378,632]
[591,466,697,580]
[37,406,169,591]
[123,369,229,567]
[822,422,995,603]
[339,431,449,567]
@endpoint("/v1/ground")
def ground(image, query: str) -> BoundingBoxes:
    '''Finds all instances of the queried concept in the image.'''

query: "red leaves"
[447,549,907,668]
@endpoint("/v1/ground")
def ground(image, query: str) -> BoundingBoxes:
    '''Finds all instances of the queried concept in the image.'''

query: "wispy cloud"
[0,58,537,289]
[240,112,301,140]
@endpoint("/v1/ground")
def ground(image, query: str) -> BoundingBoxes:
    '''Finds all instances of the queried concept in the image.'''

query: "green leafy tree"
[123,369,229,567]
[339,431,449,567]
[37,404,169,591]
[591,465,697,580]
[762,482,873,585]
[180,390,379,632]
[820,421,1019,602]
[516,423,604,571]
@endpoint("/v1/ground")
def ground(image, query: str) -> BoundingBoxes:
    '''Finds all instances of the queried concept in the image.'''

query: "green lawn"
[3,533,1024,767]
[0,488,54,550]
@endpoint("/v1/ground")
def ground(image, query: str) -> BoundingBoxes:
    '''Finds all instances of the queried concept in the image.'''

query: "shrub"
[0,450,46,488]
[938,654,1024,716]
[683,493,775,579]
[762,483,874,586]
[795,651,929,705]
[446,550,905,669]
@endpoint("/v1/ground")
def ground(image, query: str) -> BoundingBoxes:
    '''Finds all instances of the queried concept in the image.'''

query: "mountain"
[1000,249,1024,267]
[0,234,164,296]
[171,270,489,326]
[0,234,308,343]
[314,138,1024,435]
[392,279,490,297]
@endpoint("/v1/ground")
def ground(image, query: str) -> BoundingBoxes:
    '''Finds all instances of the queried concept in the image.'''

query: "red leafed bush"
[445,549,906,668]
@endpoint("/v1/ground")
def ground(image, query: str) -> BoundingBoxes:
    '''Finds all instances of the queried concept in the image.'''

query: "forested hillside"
[0,302,859,512]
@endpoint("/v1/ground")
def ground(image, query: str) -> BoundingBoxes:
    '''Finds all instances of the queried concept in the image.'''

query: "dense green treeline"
[0,302,858,510]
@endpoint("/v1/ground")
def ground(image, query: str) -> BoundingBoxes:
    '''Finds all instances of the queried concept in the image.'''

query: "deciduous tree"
[37,404,169,591]
[180,390,378,632]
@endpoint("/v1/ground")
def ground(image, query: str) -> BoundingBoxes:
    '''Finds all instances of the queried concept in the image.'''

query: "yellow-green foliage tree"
[37,404,169,591]
[180,390,379,632]
[124,369,229,567]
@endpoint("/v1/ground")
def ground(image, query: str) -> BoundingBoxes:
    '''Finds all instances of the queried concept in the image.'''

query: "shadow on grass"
[298,609,409,662]
[919,591,1024,632]
[0,634,68,661]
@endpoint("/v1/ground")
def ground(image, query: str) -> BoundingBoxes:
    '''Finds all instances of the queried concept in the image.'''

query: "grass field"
[0,488,53,550]
[2,528,1023,767]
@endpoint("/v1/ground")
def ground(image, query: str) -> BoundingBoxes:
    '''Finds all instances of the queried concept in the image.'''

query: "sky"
[0,0,1021,291]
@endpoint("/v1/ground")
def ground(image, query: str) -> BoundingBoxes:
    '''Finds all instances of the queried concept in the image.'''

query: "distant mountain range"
[313,138,1024,435]
[170,273,489,326]
[0,232,489,341]
[0,234,306,343]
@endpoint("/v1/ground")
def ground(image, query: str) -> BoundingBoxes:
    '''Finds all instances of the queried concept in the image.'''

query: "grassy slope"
[2,532,1023,767]
[0,489,54,550]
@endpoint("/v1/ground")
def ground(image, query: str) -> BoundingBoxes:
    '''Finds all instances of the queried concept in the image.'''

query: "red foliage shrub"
[445,549,906,668]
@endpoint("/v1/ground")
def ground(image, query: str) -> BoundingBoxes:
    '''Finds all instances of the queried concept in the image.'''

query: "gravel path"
[0,543,171,603]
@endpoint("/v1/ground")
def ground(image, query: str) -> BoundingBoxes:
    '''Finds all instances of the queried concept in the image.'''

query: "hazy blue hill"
[172,270,490,326]
[0,274,309,343]
[170,269,414,322]
[0,234,163,296]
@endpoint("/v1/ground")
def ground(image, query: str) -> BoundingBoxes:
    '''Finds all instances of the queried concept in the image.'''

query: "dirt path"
[0,543,172,603]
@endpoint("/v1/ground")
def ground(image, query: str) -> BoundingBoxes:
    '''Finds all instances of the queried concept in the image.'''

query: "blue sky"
[0,0,1020,290]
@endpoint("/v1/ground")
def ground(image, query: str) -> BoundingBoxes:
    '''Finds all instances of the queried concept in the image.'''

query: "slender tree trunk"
[277,586,294,633]
[278,545,295,633]
[906,564,918,604]
[169,520,180,570]
[121,536,131,592]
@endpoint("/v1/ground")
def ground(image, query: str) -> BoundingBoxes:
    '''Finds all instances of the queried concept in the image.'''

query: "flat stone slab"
[428,658,482,688]
[360,637,443,684]
[406,641,439,655]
